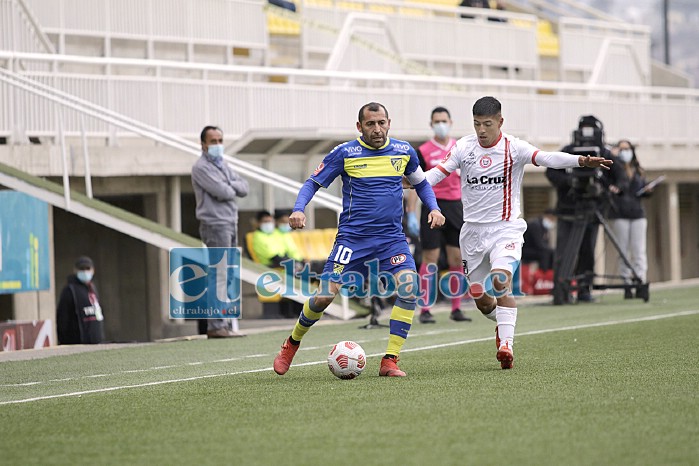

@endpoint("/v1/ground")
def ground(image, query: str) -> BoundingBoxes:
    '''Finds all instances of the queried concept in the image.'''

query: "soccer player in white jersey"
[424,96,612,369]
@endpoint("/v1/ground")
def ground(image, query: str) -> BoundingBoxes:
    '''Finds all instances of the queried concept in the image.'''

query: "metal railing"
[0,0,55,54]
[2,51,698,154]
[0,60,343,211]
[297,0,539,78]
[20,0,268,63]
[0,66,353,319]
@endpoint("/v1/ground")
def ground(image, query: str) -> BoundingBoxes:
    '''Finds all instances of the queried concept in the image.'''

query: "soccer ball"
[327,341,366,379]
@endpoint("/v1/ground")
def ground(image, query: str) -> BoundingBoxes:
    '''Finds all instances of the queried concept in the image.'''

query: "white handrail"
[0,64,344,212]
[4,51,694,95]
[0,69,352,318]
[15,0,55,53]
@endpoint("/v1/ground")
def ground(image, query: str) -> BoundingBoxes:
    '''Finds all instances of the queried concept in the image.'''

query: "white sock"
[496,306,517,348]
[483,309,497,322]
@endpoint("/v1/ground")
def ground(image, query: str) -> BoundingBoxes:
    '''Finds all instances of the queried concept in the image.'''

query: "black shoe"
[419,311,436,324]
[624,288,634,299]
[577,292,595,303]
[450,309,472,322]
[636,284,650,302]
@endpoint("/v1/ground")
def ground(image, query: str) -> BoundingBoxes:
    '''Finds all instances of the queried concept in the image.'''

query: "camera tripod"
[358,296,390,329]
[553,200,649,305]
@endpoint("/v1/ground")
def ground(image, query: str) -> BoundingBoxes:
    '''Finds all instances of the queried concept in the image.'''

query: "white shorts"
[459,218,527,288]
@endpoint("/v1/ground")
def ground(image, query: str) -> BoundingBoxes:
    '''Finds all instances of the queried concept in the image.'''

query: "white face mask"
[542,217,555,230]
[207,144,224,159]
[278,224,292,233]
[432,122,450,139]
[260,222,275,234]
[77,270,94,283]
[618,149,633,163]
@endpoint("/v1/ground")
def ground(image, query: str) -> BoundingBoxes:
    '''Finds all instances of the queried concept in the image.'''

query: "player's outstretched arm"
[291,179,322,229]
[533,151,613,170]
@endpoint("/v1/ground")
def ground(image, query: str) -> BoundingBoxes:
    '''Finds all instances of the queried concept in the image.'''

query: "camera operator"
[546,115,626,304]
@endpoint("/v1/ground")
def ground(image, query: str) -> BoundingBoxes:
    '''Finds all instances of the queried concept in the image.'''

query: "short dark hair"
[274,209,291,220]
[200,125,222,143]
[358,102,388,123]
[431,106,451,119]
[256,210,273,222]
[472,96,501,117]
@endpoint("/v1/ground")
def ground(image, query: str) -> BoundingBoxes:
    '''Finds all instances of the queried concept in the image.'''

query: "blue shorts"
[322,236,416,284]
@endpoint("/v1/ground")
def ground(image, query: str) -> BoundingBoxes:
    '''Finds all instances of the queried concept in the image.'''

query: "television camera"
[553,116,650,304]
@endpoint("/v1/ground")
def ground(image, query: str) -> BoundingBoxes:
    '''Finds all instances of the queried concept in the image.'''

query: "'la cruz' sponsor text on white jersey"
[435,132,578,223]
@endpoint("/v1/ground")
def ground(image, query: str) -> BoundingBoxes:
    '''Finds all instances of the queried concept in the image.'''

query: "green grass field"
[1,287,698,465]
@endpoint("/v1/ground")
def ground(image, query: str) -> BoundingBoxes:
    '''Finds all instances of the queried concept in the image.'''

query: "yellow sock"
[291,299,324,342]
[385,300,415,356]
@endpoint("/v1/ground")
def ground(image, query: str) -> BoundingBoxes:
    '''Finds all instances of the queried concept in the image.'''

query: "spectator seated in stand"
[251,210,303,269]
[249,210,304,318]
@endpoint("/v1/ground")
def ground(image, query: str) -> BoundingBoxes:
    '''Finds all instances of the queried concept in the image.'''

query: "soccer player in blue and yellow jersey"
[273,102,445,377]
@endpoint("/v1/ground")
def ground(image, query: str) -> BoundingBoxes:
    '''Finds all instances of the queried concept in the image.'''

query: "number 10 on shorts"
[333,245,353,264]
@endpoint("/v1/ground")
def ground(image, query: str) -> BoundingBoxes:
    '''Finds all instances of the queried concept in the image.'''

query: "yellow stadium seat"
[245,231,261,263]
[337,1,364,11]
[323,228,338,249]
[407,0,459,7]
[266,10,301,35]
[369,4,395,14]
[305,0,333,6]
[399,7,426,16]
[537,20,559,57]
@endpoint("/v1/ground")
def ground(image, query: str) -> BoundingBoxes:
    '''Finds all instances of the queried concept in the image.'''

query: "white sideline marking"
[0,327,451,388]
[1,310,697,406]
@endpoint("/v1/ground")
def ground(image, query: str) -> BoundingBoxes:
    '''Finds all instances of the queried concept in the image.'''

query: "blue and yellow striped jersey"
[310,137,419,240]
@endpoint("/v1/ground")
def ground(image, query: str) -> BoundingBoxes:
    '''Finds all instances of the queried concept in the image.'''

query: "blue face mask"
[260,222,275,234]
[77,270,94,283]
[207,144,224,159]
[278,224,292,233]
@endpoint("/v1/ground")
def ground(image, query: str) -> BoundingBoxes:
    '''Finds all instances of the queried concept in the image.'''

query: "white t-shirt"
[427,132,581,223]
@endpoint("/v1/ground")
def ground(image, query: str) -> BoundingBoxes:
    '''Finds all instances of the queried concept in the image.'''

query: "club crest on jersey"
[313,162,325,176]
[390,157,404,173]
[479,155,493,168]
[505,242,515,250]
[390,254,407,265]
[440,150,453,164]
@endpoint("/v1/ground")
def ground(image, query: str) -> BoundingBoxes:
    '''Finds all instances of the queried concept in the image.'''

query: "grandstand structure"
[0,0,698,343]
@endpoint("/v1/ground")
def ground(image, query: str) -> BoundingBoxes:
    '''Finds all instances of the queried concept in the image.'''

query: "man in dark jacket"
[56,256,105,344]
[546,116,626,304]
